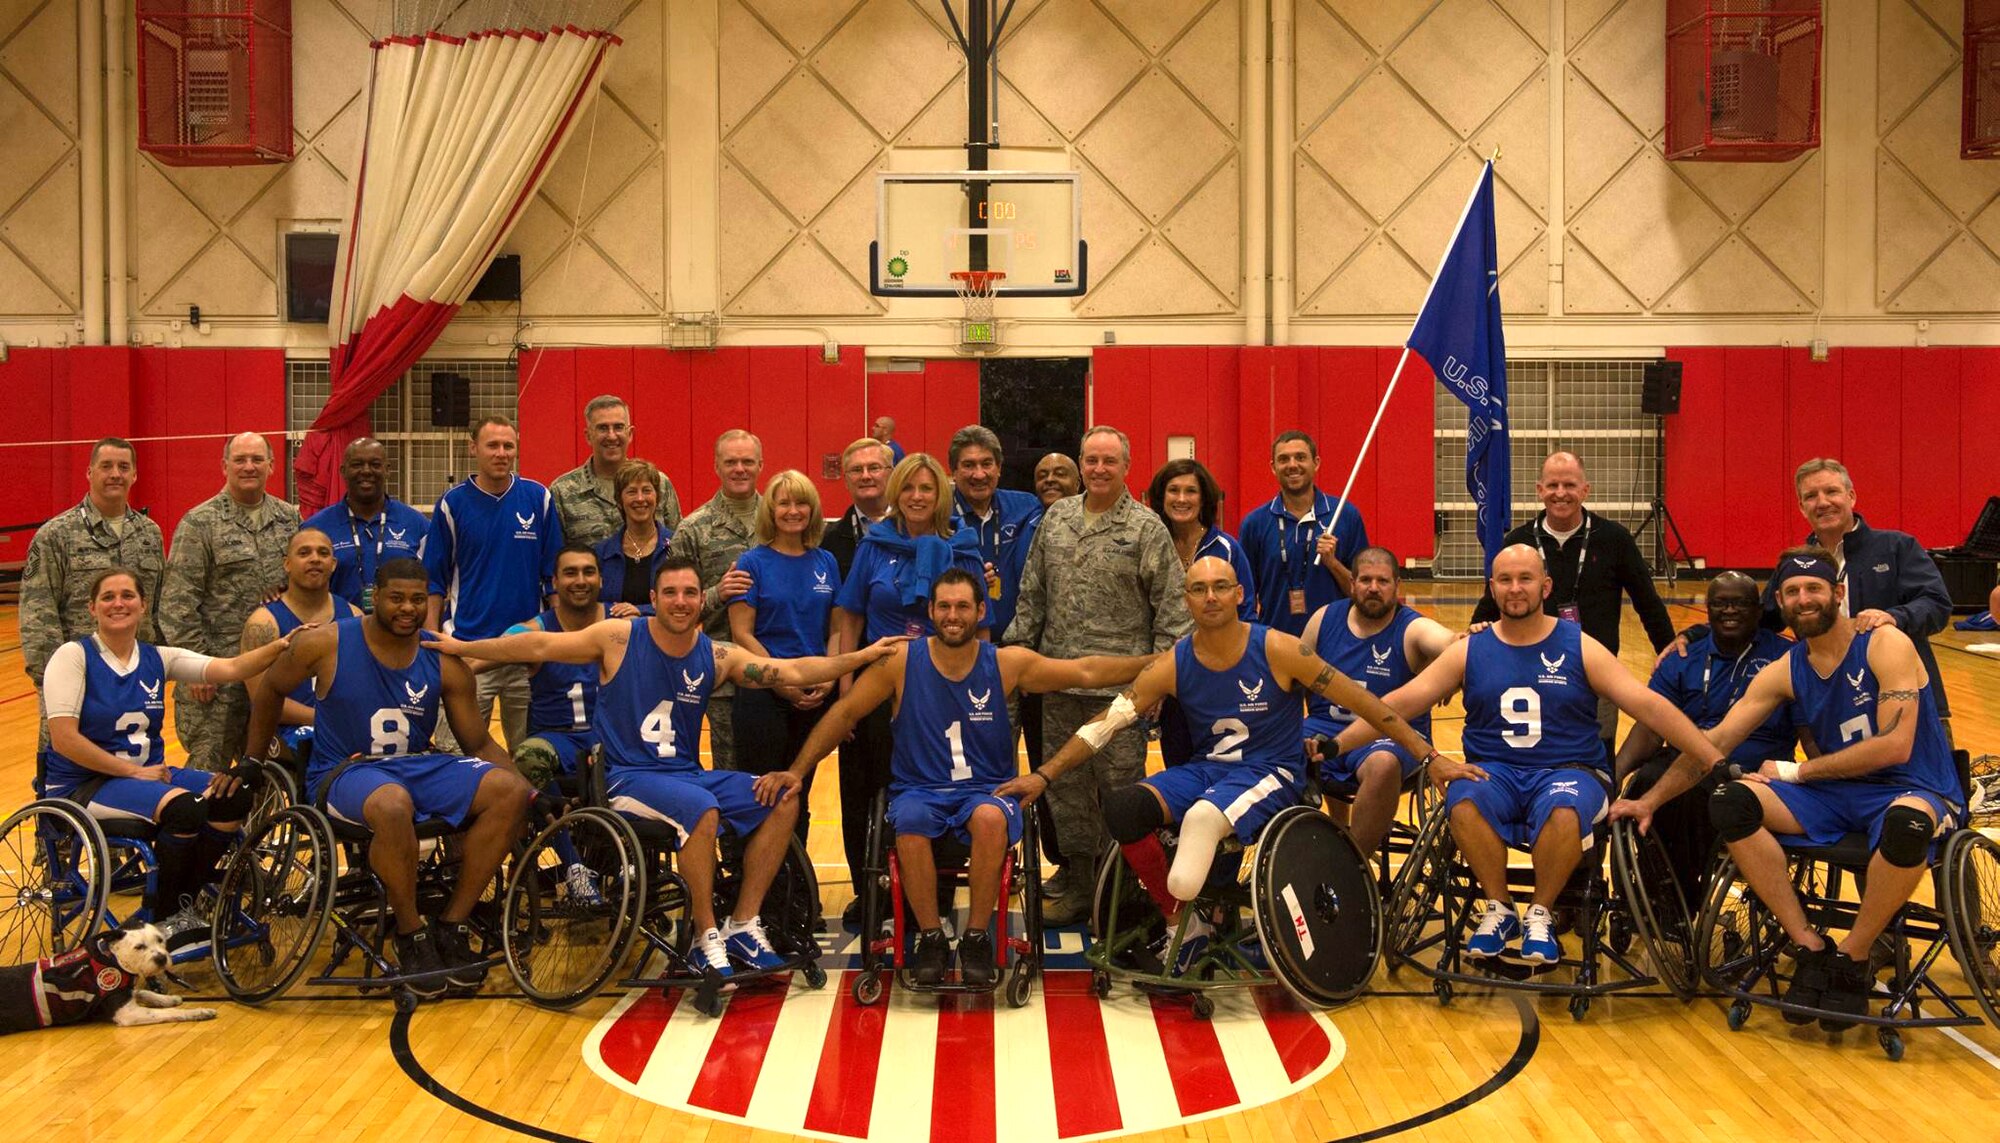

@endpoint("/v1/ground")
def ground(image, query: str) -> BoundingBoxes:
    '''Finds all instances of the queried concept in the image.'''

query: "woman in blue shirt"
[591,459,673,616]
[729,470,842,841]
[1146,458,1258,765]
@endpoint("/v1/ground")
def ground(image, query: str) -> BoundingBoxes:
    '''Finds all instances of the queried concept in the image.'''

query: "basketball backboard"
[871,170,1086,297]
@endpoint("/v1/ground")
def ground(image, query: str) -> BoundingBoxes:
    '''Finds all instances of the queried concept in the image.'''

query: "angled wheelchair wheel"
[1386,806,1451,965]
[504,807,645,1010]
[212,805,336,1005]
[0,799,109,964]
[1694,853,1769,992]
[1090,842,1165,968]
[1943,830,2000,1031]
[1251,807,1381,1007]
[765,836,825,961]
[1610,818,1696,999]
[242,757,299,829]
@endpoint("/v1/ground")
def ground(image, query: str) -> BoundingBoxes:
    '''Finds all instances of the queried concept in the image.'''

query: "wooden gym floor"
[3,583,1998,1142]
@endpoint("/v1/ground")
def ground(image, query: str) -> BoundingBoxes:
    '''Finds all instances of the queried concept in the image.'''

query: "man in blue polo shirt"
[948,424,1041,640]
[1237,430,1368,637]
[422,415,562,749]
[304,437,428,610]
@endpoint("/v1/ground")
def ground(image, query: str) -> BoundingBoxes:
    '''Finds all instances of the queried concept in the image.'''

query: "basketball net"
[952,270,1004,353]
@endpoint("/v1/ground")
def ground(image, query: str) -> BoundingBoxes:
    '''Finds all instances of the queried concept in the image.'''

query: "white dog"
[0,925,217,1034]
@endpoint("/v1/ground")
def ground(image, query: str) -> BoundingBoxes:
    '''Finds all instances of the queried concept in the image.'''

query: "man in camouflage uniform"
[1005,425,1190,923]
[22,438,167,691]
[549,393,682,547]
[664,429,762,771]
[158,432,301,770]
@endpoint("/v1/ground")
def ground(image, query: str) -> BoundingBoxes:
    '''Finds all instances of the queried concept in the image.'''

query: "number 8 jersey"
[1461,620,1602,770]
[311,617,443,789]
[599,617,712,778]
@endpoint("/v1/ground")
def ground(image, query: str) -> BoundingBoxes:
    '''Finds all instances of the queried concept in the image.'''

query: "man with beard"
[757,568,1154,986]
[245,558,531,999]
[1300,547,1455,853]
[1238,431,1370,637]
[1614,549,1960,1030]
[426,558,906,979]
[304,437,428,611]
[503,544,612,789]
[239,528,363,768]
[1339,544,1724,966]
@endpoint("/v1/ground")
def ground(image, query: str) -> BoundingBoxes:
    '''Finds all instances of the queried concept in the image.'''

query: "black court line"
[391,1007,591,1143]
[1329,993,1540,1143]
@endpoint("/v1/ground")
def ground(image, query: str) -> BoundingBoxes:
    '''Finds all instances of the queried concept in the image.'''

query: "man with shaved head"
[239,527,365,768]
[161,431,302,769]
[304,436,428,610]
[1471,450,1676,755]
[1337,544,1723,965]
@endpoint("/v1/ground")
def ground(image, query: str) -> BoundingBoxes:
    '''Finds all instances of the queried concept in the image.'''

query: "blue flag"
[1406,161,1511,570]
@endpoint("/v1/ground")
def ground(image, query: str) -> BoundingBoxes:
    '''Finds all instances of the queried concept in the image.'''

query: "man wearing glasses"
[550,394,683,547]
[823,437,894,577]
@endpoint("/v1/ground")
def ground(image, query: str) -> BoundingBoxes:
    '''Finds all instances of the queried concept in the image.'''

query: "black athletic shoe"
[1819,949,1872,1032]
[912,928,951,987]
[842,898,865,932]
[394,928,448,999]
[433,921,490,991]
[1783,940,1831,1024]
[958,929,997,989]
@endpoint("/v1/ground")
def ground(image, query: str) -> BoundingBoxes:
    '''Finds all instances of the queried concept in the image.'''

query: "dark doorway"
[978,357,1089,496]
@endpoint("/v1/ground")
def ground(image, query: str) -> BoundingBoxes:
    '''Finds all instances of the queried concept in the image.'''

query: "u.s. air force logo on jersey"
[513,511,539,541]
[966,688,995,724]
[1364,643,1394,680]
[1536,651,1570,687]
[1237,676,1269,714]
[1846,669,1873,708]
[139,678,165,711]
[400,681,429,716]
[679,669,708,707]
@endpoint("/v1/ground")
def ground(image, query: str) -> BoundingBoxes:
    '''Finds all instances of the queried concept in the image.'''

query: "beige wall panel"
[1300,67,1459,224]
[523,241,653,317]
[1075,160,1154,287]
[1563,71,1646,218]
[2,154,80,309]
[1876,0,1957,132]
[1293,156,1375,306]
[1560,234,1641,312]
[1499,233,1549,315]
[741,0,858,54]
[1001,1,1147,138]
[1324,0,1424,53]
[172,240,275,318]
[720,0,796,135]
[1657,234,1811,313]
[717,160,797,303]
[1473,71,1550,216]
[1161,156,1244,303]
[3,0,78,134]
[0,238,69,314]
[1569,149,1726,309]
[1304,234,1430,315]
[291,0,371,139]
[1294,1,1373,135]
[589,156,668,309]
[1874,158,1959,304]
[726,235,881,315]
[227,152,348,278]
[1891,234,2000,313]
[1077,234,1232,316]
[812,0,963,139]
[1099,0,1211,53]
[726,74,881,225]
[1162,0,1240,133]
[1076,70,1233,224]
[133,164,219,315]
[1389,0,1542,137]
[811,161,888,290]
[1567,0,1663,136]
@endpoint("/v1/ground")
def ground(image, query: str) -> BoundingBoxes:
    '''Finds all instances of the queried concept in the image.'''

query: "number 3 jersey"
[1176,625,1303,771]
[890,639,1012,791]
[599,617,712,778]
[1462,620,1602,770]
[1787,629,1957,800]
[311,617,444,788]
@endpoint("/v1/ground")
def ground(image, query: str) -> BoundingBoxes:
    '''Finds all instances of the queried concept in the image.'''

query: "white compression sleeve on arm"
[1075,692,1139,751]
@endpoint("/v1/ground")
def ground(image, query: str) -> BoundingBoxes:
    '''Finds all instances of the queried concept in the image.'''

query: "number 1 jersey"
[890,639,1013,790]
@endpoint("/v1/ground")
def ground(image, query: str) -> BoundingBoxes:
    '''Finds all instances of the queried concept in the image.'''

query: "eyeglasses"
[1185,582,1240,598]
[1709,598,1759,612]
[845,464,888,476]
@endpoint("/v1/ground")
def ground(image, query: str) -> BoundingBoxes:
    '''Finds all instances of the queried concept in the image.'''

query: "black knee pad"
[1102,785,1165,844]
[205,784,254,822]
[1708,781,1763,843]
[157,793,205,835]
[1876,805,1934,868]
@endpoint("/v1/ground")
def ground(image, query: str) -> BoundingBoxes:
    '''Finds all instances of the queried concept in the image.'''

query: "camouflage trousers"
[706,689,737,772]
[172,682,250,772]
[1041,692,1149,883]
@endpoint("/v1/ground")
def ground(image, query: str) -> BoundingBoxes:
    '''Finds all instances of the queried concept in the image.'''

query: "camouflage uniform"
[158,491,301,770]
[665,490,757,770]
[1005,491,1190,895]
[21,500,167,687]
[549,461,683,549]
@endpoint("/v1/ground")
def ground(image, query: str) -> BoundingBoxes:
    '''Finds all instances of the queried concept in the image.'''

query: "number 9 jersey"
[1461,620,1603,770]
[310,616,444,791]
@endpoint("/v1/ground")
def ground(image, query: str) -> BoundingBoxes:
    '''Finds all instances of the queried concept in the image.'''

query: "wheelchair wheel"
[0,799,110,963]
[1694,853,1767,991]
[241,757,298,829]
[1250,807,1381,1007]
[1089,842,1165,967]
[1385,806,1451,965]
[212,805,336,1005]
[1943,830,2000,1031]
[503,807,645,1010]
[764,836,825,962]
[1609,818,1696,999]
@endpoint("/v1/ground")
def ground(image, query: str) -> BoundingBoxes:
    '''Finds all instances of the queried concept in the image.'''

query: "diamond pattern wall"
[0,0,81,315]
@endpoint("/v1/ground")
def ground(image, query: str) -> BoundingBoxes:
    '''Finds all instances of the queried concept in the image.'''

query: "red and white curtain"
[297,26,618,512]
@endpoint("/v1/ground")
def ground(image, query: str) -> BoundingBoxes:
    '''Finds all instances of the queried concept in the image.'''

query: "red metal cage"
[136,0,293,166]
[1968,0,2000,158]
[1666,1,1821,162]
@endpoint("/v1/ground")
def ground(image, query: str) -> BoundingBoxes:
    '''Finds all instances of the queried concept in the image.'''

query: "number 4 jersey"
[310,616,444,789]
[890,639,1013,791]
[1461,620,1602,770]
[599,617,712,778]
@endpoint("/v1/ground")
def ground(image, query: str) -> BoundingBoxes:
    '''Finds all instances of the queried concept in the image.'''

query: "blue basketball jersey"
[267,594,350,709]
[1175,626,1304,770]
[44,639,169,793]
[526,608,598,735]
[1462,620,1603,770]
[311,617,443,789]
[599,618,712,777]
[890,639,1013,790]
[1305,600,1432,739]
[1787,630,1958,800]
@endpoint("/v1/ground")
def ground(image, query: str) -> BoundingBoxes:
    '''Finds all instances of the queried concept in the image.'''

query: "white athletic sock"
[721,915,758,936]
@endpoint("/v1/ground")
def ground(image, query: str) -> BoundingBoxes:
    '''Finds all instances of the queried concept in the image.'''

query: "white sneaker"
[694,927,736,986]
[1465,900,1521,959]
[564,862,604,906]
[1513,904,1560,965]
[722,915,785,970]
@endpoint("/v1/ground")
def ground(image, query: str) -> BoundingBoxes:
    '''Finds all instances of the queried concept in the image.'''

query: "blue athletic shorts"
[277,725,315,757]
[1316,737,1425,795]
[1444,763,1609,850]
[887,786,1023,847]
[604,767,772,849]
[522,729,598,774]
[323,753,495,829]
[1141,761,1305,845]
[61,766,213,825]
[1768,780,1957,854]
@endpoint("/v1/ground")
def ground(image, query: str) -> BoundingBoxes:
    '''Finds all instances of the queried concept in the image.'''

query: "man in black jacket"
[1471,451,1676,753]
[822,438,893,577]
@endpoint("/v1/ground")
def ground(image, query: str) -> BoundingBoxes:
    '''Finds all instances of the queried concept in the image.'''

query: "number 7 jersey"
[1461,620,1603,770]
[599,617,712,777]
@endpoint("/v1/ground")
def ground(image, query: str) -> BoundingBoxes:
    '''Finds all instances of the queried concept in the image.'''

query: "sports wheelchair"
[0,757,295,969]
[849,788,1045,1007]
[1694,750,2000,1060]
[1086,793,1381,1019]
[499,750,825,1016]
[208,754,508,1012]
[1385,765,1697,1021]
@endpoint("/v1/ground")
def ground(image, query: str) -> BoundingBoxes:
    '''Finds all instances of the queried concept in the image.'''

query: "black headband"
[1772,553,1837,589]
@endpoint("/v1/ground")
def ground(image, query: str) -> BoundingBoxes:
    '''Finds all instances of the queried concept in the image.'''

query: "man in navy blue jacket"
[1237,431,1368,638]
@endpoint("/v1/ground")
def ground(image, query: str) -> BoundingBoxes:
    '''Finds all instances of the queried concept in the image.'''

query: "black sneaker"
[433,921,489,991]
[958,929,997,988]
[912,927,951,987]
[1783,940,1831,1024]
[1819,949,1872,1032]
[842,898,865,932]
[394,928,448,999]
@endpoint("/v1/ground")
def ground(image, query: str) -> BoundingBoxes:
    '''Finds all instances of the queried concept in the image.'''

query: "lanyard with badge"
[964,500,1003,600]
[1538,516,1590,625]
[350,508,387,610]
[1278,507,1320,617]
[1700,642,1756,722]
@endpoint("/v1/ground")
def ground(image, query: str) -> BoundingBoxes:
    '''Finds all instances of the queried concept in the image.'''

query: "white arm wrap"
[1775,760,1803,783]
[1076,693,1139,752]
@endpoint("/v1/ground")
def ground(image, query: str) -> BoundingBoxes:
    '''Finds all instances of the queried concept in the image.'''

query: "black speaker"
[430,372,471,428]
[466,254,521,302]
[1641,359,1683,415]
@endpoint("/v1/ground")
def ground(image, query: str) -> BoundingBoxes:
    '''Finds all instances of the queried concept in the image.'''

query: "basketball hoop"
[952,269,1005,352]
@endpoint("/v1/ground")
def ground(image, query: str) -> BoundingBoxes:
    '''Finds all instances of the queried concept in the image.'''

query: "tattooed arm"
[1773,627,1931,782]
[716,634,908,691]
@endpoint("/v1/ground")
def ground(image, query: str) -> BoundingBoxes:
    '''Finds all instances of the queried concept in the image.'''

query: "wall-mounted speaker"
[1641,359,1683,416]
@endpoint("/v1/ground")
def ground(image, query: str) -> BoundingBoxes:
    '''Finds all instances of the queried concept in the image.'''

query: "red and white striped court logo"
[584,970,1344,1141]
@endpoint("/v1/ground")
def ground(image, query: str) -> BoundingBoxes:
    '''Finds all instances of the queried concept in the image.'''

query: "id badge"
[1557,602,1581,624]
[359,586,375,612]
[989,575,1002,600]
[1288,588,1308,616]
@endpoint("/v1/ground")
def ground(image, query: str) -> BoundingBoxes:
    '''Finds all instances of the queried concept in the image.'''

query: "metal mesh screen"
[285,359,520,508]
[1433,359,1660,578]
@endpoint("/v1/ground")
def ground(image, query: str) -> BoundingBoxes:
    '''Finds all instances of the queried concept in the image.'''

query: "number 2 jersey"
[890,639,1012,791]
[310,617,444,791]
[598,618,712,778]
[1461,620,1602,770]
[1787,629,1957,801]
[1175,625,1304,771]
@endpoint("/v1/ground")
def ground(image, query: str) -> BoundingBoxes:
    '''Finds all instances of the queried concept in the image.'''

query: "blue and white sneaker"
[722,916,786,971]
[1152,914,1215,978]
[1513,904,1560,965]
[1466,900,1521,959]
[564,862,605,907]
[694,927,737,984]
